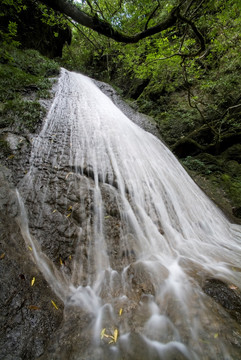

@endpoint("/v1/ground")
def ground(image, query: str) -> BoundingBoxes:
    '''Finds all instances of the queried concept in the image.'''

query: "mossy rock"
[225,160,241,178]
[221,144,241,163]
[0,138,11,157]
[0,99,46,132]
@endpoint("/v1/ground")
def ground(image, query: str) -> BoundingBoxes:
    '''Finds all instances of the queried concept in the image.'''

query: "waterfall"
[17,69,241,359]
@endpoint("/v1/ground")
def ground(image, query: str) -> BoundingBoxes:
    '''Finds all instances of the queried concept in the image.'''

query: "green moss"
[10,49,59,77]
[0,99,46,132]
[0,48,59,133]
[0,138,11,156]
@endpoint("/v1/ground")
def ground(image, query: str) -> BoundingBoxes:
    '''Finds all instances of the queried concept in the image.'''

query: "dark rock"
[222,144,241,163]
[0,169,63,360]
[203,278,241,323]
[232,207,241,219]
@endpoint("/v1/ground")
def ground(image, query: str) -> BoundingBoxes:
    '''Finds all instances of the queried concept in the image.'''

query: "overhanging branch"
[37,0,179,43]
[37,0,205,56]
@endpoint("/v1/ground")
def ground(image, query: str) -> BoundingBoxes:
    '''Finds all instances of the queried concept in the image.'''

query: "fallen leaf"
[214,333,219,339]
[104,334,114,339]
[100,328,106,339]
[28,246,32,251]
[119,308,123,316]
[69,255,72,260]
[66,213,71,218]
[51,300,58,310]
[109,340,114,344]
[229,284,238,290]
[28,305,40,310]
[104,216,110,219]
[68,206,72,211]
[60,258,63,266]
[65,172,73,179]
[52,209,57,213]
[0,253,5,260]
[113,329,118,343]
[7,154,15,160]
[31,277,35,286]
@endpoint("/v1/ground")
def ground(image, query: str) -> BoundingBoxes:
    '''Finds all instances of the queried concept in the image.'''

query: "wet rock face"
[203,279,241,324]
[0,168,63,360]
[94,80,161,139]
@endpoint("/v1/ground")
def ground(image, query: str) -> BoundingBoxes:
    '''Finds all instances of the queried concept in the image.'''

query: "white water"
[18,69,241,359]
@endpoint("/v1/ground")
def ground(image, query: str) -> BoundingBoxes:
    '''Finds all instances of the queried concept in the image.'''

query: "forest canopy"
[38,0,205,57]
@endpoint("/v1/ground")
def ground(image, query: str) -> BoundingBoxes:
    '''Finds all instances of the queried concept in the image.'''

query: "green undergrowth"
[181,145,241,221]
[0,48,59,133]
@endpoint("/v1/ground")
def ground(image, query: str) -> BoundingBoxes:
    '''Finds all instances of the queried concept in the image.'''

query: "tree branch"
[145,1,160,30]
[37,0,180,43]
[176,10,205,57]
[37,0,205,58]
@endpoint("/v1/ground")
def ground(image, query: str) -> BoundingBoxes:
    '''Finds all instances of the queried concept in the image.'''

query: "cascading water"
[17,69,241,359]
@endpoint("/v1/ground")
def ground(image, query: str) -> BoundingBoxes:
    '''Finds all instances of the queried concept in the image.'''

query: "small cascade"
[17,69,241,359]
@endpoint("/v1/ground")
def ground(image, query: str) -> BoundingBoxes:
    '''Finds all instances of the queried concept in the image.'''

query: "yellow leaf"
[65,172,73,179]
[229,284,238,290]
[68,206,72,211]
[0,253,5,260]
[69,255,72,260]
[28,305,40,310]
[66,213,71,218]
[28,246,32,251]
[31,277,35,286]
[214,333,219,339]
[105,216,110,219]
[7,154,15,160]
[104,334,114,339]
[60,258,63,266]
[113,329,118,343]
[109,340,114,344]
[119,308,123,316]
[100,328,106,339]
[51,300,58,310]
[52,209,57,213]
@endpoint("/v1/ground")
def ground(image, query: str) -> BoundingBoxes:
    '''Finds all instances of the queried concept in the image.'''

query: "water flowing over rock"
[1,69,241,359]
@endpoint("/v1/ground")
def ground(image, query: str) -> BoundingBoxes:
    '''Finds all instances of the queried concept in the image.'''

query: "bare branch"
[145,1,160,31]
[65,16,99,50]
[181,61,218,135]
[176,9,205,57]
[86,0,94,14]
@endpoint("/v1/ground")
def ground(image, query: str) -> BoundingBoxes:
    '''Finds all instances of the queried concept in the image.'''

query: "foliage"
[0,48,59,132]
[0,49,59,101]
[181,151,241,215]
[0,98,45,131]
[0,0,26,60]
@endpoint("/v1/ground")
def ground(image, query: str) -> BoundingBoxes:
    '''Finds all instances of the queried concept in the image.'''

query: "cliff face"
[1,0,71,58]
